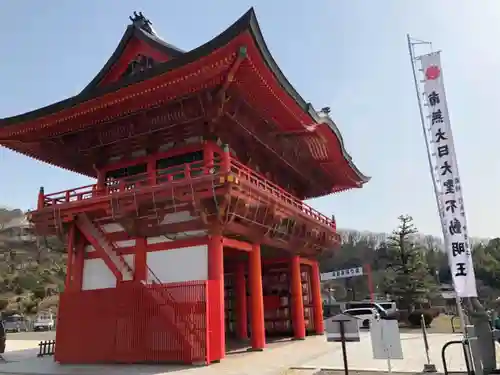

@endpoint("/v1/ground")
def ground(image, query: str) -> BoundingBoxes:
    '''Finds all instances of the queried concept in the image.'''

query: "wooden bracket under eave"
[208,45,248,122]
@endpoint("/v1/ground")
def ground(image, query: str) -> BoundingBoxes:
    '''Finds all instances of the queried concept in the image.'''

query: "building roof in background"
[0,215,31,231]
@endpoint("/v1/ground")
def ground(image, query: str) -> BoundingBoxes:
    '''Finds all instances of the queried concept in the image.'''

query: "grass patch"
[400,314,462,334]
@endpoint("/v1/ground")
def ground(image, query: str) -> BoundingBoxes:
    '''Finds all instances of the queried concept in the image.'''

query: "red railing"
[41,160,211,206]
[55,281,210,364]
[229,160,335,229]
[39,158,336,230]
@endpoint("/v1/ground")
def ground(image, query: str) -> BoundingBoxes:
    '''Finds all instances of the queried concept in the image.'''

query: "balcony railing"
[38,159,336,230]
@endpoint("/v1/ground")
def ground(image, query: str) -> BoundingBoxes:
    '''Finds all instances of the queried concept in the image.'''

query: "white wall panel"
[100,223,124,233]
[147,245,208,284]
[82,259,116,290]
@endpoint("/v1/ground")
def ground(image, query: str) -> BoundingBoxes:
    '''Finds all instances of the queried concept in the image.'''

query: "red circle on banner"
[425,65,441,80]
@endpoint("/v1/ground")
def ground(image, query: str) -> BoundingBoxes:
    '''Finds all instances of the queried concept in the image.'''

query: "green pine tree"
[380,215,437,311]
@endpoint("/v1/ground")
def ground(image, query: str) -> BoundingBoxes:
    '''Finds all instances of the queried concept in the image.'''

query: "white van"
[33,312,55,331]
[344,300,397,314]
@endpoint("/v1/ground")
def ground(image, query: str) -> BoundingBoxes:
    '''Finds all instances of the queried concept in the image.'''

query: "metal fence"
[55,281,217,364]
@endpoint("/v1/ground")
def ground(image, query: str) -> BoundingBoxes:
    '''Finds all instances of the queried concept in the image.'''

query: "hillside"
[0,208,496,314]
[0,209,66,315]
[338,228,490,249]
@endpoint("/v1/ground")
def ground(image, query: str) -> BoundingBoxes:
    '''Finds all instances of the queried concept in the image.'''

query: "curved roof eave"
[0,9,258,128]
[314,112,371,184]
[243,10,370,185]
[0,7,369,185]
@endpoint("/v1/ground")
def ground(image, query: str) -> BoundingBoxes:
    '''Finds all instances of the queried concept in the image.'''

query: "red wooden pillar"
[72,230,85,291]
[222,144,231,173]
[235,261,248,340]
[208,234,225,359]
[64,223,76,291]
[134,237,147,282]
[37,187,45,210]
[203,141,214,171]
[310,261,325,335]
[290,256,306,340]
[96,169,104,190]
[365,264,375,302]
[147,159,156,185]
[249,244,265,350]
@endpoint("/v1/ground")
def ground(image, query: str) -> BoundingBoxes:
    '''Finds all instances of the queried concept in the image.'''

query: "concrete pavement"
[0,331,470,375]
[1,331,56,363]
[298,332,468,373]
[0,336,332,375]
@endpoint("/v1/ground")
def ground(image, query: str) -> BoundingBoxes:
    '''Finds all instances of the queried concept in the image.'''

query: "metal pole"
[379,317,392,373]
[421,314,437,372]
[422,315,431,365]
[406,33,468,332]
[339,322,349,375]
[407,33,474,373]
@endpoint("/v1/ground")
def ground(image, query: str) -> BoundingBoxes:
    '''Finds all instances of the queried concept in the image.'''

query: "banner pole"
[406,34,468,334]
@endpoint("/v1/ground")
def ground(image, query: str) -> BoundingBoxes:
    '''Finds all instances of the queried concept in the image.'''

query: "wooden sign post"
[325,313,360,375]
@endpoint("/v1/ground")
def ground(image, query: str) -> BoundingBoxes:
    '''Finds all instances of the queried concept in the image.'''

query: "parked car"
[343,302,399,321]
[0,320,5,353]
[33,312,55,331]
[3,314,29,333]
[343,307,379,329]
[345,301,397,315]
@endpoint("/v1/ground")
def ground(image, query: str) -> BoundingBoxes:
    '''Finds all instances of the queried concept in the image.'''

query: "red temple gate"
[0,9,369,365]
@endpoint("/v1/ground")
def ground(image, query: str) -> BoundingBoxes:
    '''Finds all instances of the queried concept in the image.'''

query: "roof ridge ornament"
[129,11,155,35]
[319,107,331,116]
[316,106,332,120]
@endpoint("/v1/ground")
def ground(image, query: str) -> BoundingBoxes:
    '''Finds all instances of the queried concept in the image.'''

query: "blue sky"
[0,1,498,238]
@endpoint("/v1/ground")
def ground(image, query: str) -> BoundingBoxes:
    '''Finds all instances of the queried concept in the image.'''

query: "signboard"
[321,267,363,281]
[370,318,403,360]
[325,313,360,342]
[420,52,477,298]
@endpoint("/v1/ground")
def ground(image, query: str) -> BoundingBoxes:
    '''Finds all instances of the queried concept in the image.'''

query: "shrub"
[408,310,434,327]
[398,310,409,323]
[429,307,441,318]
[0,298,8,311]
[17,274,40,290]
[33,287,46,300]
[14,285,24,295]
[22,300,38,314]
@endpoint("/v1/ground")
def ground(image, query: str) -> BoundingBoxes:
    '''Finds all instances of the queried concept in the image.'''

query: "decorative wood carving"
[121,54,156,79]
[53,94,205,156]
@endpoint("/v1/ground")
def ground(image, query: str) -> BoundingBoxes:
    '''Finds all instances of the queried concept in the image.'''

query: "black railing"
[441,339,473,375]
[37,340,56,357]
[450,315,461,333]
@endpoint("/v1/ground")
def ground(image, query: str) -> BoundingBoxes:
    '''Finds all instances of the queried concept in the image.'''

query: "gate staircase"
[75,213,134,281]
[75,213,206,362]
[144,267,206,360]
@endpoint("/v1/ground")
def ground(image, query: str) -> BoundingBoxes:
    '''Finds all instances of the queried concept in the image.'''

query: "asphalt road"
[5,330,55,341]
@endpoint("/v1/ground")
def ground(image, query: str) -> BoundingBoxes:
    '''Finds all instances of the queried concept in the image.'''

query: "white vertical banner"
[419,52,477,297]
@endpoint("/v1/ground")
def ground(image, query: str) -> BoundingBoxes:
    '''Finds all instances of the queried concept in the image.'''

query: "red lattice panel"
[206,280,224,363]
[55,281,208,364]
